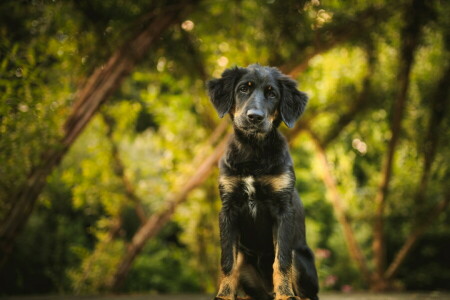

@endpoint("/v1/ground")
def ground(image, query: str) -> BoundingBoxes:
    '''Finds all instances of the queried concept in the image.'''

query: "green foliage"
[69,239,125,293]
[174,177,222,293]
[123,223,203,293]
[0,173,89,294]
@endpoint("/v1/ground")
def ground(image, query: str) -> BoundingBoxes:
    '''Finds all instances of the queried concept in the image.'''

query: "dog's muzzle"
[246,109,265,124]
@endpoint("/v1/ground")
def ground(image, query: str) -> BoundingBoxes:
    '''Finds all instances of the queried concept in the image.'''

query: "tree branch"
[307,128,373,284]
[287,48,377,284]
[322,45,376,148]
[107,132,231,291]
[102,113,147,225]
[414,63,450,209]
[384,61,450,280]
[0,0,200,265]
[384,188,450,280]
[372,0,425,280]
[280,4,394,77]
[287,44,376,148]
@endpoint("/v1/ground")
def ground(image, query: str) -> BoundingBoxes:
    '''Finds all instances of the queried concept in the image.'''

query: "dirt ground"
[3,292,450,300]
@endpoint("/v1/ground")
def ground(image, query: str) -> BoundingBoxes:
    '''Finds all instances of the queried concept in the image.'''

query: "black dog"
[207,65,319,300]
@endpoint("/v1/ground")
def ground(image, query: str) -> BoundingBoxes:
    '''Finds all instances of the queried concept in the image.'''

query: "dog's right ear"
[207,67,245,118]
[279,75,308,128]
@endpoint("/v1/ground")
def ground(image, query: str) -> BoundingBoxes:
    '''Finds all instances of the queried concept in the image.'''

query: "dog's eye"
[239,85,249,93]
[267,91,276,98]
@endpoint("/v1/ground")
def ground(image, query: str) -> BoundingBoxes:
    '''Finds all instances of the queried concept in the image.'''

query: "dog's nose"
[247,109,264,123]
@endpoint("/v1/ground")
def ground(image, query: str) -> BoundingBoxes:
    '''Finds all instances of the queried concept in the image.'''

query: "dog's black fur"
[207,65,319,300]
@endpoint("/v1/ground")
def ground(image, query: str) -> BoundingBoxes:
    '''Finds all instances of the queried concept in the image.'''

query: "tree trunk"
[372,0,425,287]
[0,0,199,265]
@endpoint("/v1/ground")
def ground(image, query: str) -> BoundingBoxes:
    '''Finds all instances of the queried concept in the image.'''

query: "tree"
[0,0,200,265]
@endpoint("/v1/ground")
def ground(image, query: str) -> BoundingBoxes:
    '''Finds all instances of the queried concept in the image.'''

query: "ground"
[2,293,450,300]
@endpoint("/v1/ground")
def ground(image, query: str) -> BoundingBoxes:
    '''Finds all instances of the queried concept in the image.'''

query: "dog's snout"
[247,109,264,123]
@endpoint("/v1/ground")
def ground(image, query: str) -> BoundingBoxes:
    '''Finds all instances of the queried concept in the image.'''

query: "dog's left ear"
[279,76,308,128]
[207,67,245,118]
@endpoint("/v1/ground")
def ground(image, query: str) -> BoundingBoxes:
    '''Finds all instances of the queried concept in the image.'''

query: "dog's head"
[207,64,308,134]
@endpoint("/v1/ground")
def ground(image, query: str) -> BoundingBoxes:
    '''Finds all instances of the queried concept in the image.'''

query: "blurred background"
[0,0,449,296]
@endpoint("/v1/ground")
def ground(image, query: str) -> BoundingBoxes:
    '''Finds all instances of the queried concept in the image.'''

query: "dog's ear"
[207,67,245,118]
[279,76,308,128]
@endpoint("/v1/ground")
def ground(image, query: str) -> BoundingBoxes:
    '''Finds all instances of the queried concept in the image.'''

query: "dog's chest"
[241,176,257,217]
[219,173,293,217]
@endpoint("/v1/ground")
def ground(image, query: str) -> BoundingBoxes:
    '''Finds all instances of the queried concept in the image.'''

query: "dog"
[207,64,319,300]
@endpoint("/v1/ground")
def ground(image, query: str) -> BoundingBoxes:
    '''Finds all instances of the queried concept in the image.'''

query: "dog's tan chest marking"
[260,173,293,192]
[243,176,255,197]
[219,173,293,194]
[219,176,240,194]
[243,176,257,218]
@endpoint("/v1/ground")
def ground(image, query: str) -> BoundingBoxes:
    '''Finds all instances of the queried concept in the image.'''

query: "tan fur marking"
[217,251,244,299]
[243,176,255,196]
[273,244,295,299]
[270,110,279,122]
[260,173,293,191]
[272,258,283,293]
[215,296,233,300]
[234,105,245,119]
[219,176,240,193]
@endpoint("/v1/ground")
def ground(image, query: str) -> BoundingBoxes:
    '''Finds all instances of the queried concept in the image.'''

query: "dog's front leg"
[215,209,242,300]
[273,211,301,300]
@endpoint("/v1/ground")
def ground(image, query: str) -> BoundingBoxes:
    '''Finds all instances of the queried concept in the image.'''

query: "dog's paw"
[275,297,302,300]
